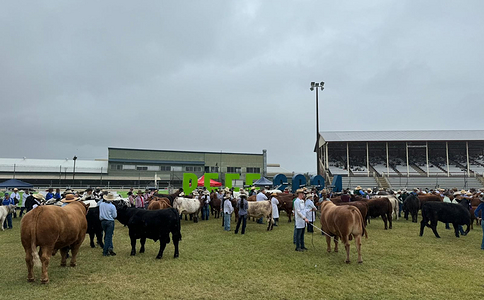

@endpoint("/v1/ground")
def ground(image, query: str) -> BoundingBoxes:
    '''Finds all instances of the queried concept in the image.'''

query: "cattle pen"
[2,211,483,299]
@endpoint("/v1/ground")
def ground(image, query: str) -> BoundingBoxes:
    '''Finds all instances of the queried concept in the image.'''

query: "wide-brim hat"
[103,192,118,202]
[367,188,372,192]
[13,188,18,191]
[460,190,466,195]
[33,193,45,201]
[61,194,79,203]
[224,194,231,199]
[466,192,472,196]
[240,193,247,198]
[203,191,210,195]
[355,186,362,190]
[296,188,305,194]
[397,190,402,193]
[271,192,278,196]
[137,190,144,195]
[224,187,230,192]
[250,187,256,190]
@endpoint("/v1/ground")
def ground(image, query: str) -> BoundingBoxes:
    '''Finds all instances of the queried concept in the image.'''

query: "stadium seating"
[341,177,378,190]
[387,177,483,190]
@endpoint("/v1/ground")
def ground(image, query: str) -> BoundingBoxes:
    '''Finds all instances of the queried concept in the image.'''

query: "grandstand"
[316,130,484,190]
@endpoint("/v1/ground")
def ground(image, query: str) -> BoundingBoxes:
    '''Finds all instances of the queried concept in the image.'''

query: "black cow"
[367,198,393,230]
[86,207,104,248]
[115,204,181,259]
[403,194,420,223]
[420,199,471,238]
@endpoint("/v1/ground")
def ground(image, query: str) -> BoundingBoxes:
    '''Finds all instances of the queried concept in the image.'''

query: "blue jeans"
[224,213,231,231]
[3,213,12,229]
[293,224,297,244]
[202,206,210,220]
[295,228,305,249]
[398,202,403,217]
[101,220,114,255]
[235,215,247,234]
[481,222,484,250]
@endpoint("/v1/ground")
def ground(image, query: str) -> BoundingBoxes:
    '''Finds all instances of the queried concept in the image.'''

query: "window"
[147,166,160,171]
[136,166,148,171]
[247,167,260,173]
[194,166,202,172]
[110,164,122,170]
[185,166,194,172]
[160,166,171,171]
[210,166,219,172]
[227,167,241,173]
[171,166,182,172]
[123,165,136,170]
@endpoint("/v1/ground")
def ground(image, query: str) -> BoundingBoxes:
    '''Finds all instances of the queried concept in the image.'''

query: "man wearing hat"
[294,189,309,251]
[270,192,279,226]
[135,190,145,209]
[61,194,79,207]
[99,192,118,256]
[256,188,268,224]
[201,190,210,221]
[2,193,15,229]
[10,188,20,218]
[249,186,256,197]
[223,193,234,231]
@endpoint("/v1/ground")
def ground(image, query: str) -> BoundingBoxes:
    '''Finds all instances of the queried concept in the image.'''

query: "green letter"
[245,173,261,187]
[225,173,240,190]
[183,173,198,195]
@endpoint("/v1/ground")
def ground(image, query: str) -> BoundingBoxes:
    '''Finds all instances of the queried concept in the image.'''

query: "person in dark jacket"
[234,193,248,234]
[474,195,484,250]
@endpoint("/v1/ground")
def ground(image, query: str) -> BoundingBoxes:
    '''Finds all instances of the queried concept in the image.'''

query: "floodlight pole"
[73,156,78,184]
[311,81,324,176]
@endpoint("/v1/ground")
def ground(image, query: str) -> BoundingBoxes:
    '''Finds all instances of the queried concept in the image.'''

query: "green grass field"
[1,213,483,300]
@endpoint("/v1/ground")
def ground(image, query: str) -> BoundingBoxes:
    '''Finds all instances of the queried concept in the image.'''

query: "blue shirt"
[99,201,117,221]
[2,197,14,206]
[46,192,54,200]
[54,192,61,200]
[475,203,484,218]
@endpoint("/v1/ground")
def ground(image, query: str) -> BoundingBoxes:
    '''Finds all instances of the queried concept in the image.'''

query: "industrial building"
[315,130,484,190]
[0,148,267,188]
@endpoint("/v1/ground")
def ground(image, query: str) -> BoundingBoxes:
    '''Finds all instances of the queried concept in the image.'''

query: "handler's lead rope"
[309,222,336,241]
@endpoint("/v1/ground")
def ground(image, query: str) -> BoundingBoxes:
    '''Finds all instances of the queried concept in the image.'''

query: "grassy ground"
[1,213,483,300]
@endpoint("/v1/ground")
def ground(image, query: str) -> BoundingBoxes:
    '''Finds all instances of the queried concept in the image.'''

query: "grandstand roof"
[0,158,108,173]
[319,130,484,143]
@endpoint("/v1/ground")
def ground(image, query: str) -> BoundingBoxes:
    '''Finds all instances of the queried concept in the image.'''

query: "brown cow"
[148,197,171,210]
[20,201,89,283]
[210,191,222,218]
[274,193,296,222]
[336,201,369,227]
[320,201,367,263]
[367,198,393,230]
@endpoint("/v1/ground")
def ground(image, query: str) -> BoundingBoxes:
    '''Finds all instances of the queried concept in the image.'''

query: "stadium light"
[73,156,78,183]
[310,81,325,176]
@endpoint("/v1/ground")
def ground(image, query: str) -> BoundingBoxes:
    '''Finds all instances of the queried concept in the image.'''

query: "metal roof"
[0,158,108,173]
[319,130,484,143]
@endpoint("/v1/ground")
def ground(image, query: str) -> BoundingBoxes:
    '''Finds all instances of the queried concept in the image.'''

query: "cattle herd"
[2,185,482,283]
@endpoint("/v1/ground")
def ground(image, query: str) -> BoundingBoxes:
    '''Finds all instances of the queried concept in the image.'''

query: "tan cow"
[320,201,367,264]
[20,201,89,283]
[247,201,274,231]
[148,197,171,210]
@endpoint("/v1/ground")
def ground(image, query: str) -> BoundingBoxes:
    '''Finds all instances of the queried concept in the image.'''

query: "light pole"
[73,156,78,184]
[310,81,324,176]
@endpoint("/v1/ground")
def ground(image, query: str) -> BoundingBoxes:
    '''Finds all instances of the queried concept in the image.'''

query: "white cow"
[0,204,16,230]
[173,197,201,223]
[247,201,274,231]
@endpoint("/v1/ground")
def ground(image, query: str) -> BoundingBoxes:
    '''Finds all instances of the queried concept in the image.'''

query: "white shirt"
[256,192,268,202]
[294,198,307,229]
[443,196,451,203]
[305,199,317,222]
[271,197,279,218]
[223,199,234,214]
[11,192,20,206]
[22,192,29,208]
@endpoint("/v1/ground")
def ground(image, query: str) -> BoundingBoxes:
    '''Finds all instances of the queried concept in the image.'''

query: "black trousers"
[235,215,247,234]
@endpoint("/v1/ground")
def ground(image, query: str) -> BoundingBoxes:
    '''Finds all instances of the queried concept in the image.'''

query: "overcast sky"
[1,1,483,173]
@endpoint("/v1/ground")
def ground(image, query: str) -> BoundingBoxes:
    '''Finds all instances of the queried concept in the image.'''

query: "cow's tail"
[358,210,368,239]
[30,208,42,267]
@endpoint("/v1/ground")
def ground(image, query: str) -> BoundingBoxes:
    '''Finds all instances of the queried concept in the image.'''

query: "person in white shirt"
[201,190,211,221]
[305,193,317,233]
[223,193,234,231]
[294,189,309,251]
[256,188,268,224]
[270,193,279,226]
[10,188,21,218]
[20,189,30,217]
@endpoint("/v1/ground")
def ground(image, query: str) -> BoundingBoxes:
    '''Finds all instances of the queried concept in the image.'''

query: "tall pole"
[406,142,409,177]
[316,87,320,176]
[72,156,77,183]
[446,142,450,177]
[311,81,324,176]
[386,142,389,177]
[466,141,470,177]
[366,142,370,177]
[426,142,429,177]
